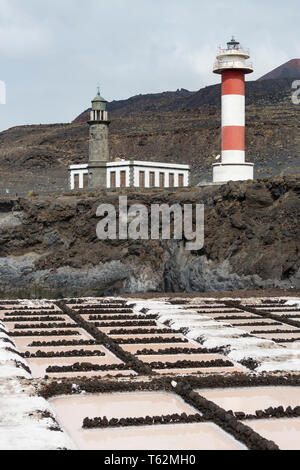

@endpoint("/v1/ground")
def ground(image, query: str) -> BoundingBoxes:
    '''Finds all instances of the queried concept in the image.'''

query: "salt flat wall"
[0,176,299,297]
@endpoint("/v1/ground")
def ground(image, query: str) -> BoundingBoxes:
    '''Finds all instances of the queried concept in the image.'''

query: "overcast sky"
[0,0,299,131]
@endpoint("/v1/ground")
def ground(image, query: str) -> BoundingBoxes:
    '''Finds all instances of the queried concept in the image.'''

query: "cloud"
[0,0,299,131]
[0,0,52,60]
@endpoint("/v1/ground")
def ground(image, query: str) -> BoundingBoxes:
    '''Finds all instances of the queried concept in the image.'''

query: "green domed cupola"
[92,90,107,111]
[89,88,109,121]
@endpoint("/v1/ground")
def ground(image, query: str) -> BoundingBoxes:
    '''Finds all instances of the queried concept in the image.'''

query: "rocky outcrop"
[0,176,299,297]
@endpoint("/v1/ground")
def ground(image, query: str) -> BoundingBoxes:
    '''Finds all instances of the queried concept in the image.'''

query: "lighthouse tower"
[88,89,110,188]
[213,37,254,183]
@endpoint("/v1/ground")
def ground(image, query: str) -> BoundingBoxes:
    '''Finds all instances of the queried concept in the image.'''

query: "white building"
[69,161,190,190]
[69,164,89,190]
[69,92,190,191]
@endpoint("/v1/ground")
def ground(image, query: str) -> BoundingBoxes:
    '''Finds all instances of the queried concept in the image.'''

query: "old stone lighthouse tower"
[88,90,110,188]
[69,90,190,191]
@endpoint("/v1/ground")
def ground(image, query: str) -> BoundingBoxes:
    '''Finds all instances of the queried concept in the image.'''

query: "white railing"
[217,46,250,57]
[214,60,253,70]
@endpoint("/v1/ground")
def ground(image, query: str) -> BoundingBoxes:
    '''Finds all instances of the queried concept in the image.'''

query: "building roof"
[107,161,190,170]
[92,91,107,103]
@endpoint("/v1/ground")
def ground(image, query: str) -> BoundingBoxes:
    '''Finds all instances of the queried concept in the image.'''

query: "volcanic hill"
[0,62,299,196]
[259,59,300,80]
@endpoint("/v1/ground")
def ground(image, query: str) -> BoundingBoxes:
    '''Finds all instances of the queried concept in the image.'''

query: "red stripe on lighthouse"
[222,70,245,96]
[222,126,245,151]
[222,70,245,152]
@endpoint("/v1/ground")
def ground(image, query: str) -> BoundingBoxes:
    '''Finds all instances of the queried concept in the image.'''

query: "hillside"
[259,59,300,80]
[0,77,299,196]
[74,78,295,121]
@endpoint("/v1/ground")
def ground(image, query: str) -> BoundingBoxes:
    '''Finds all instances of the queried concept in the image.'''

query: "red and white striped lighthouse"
[213,37,254,183]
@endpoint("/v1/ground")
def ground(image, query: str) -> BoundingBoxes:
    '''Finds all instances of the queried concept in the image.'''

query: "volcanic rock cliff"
[0,176,299,297]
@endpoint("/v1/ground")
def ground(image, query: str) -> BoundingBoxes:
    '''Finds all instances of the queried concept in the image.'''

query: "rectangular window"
[159,172,165,188]
[150,172,155,187]
[178,174,184,188]
[120,171,126,188]
[169,173,175,188]
[74,174,80,190]
[110,172,116,189]
[139,171,145,188]
[83,174,89,189]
